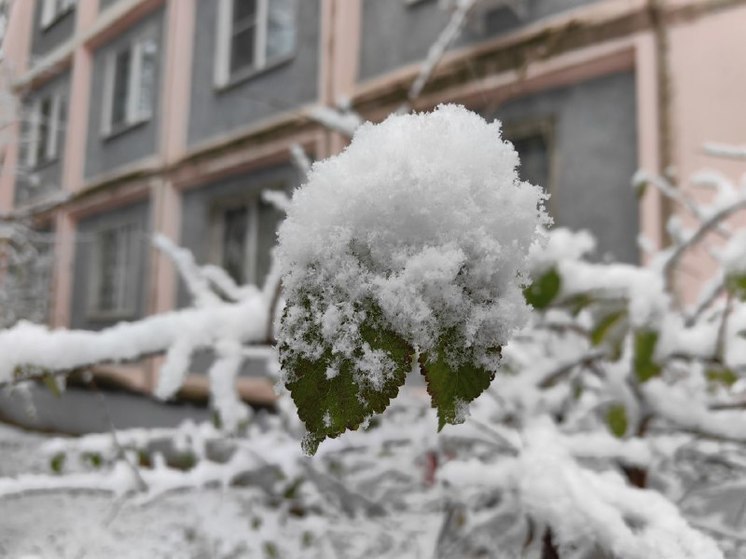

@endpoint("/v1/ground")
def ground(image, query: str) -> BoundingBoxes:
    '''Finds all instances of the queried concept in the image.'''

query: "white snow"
[278,104,549,383]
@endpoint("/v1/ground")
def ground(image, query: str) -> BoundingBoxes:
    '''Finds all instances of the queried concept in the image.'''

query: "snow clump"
[278,104,550,384]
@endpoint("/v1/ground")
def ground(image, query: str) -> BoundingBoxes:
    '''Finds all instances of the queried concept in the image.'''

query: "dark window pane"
[222,206,248,285]
[230,27,256,75]
[233,0,257,24]
[97,229,118,312]
[36,97,52,164]
[266,0,296,61]
[512,133,550,192]
[111,48,132,129]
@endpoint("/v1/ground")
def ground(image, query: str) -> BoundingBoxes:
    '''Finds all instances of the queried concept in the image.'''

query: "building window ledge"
[101,118,149,142]
[214,54,295,95]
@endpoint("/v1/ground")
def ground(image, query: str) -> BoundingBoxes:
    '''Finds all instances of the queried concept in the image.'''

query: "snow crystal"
[278,104,549,383]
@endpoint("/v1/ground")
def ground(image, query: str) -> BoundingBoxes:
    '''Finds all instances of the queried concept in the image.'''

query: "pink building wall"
[666,4,746,302]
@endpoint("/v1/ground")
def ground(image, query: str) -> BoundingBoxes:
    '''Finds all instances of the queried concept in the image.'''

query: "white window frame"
[41,0,76,30]
[100,26,158,138]
[88,222,138,319]
[210,197,260,287]
[26,90,64,170]
[215,0,296,88]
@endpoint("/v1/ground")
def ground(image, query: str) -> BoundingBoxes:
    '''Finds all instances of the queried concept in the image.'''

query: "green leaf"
[523,268,561,310]
[566,293,593,317]
[264,541,279,559]
[726,274,746,301]
[706,368,739,387]
[82,452,103,469]
[633,330,661,383]
[42,374,62,398]
[50,452,66,474]
[281,303,412,455]
[591,310,627,347]
[633,176,648,200]
[605,404,628,438]
[419,338,497,431]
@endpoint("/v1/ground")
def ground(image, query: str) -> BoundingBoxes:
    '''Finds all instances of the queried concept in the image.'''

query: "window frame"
[208,185,286,289]
[209,194,260,288]
[214,0,297,89]
[87,220,140,320]
[100,25,158,139]
[40,0,76,31]
[25,89,64,170]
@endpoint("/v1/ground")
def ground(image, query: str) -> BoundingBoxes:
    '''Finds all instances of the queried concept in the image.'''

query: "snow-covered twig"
[704,142,746,161]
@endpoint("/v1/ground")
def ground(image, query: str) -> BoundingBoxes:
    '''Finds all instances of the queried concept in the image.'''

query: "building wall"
[71,200,151,330]
[666,4,746,301]
[358,0,598,82]
[30,0,76,61]
[84,6,165,180]
[187,0,320,147]
[179,163,298,377]
[15,71,71,207]
[491,70,639,263]
[179,163,298,306]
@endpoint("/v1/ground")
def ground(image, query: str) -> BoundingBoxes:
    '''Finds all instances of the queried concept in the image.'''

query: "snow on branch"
[440,420,723,559]
[308,105,364,138]
[0,296,268,386]
[403,0,478,109]
[643,380,746,443]
[704,142,746,161]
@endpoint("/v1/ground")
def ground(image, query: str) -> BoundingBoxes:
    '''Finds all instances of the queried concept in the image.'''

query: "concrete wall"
[187,0,320,147]
[489,70,639,263]
[70,200,151,330]
[84,7,165,180]
[30,0,76,61]
[15,71,71,206]
[359,0,597,81]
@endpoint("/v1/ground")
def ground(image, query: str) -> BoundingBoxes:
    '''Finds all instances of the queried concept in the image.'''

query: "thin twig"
[664,199,746,278]
[538,350,606,389]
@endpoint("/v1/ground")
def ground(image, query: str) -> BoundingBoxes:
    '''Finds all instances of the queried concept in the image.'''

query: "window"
[25,91,64,169]
[40,0,76,30]
[89,224,137,317]
[210,191,285,287]
[101,29,158,137]
[214,0,297,87]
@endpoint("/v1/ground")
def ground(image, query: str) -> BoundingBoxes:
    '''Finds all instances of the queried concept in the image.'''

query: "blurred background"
[0,0,744,470]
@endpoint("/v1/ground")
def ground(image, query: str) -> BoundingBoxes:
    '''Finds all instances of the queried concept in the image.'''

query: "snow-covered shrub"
[4,105,746,557]
[277,104,549,453]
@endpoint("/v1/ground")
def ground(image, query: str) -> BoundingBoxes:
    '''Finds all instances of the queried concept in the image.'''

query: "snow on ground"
[0,420,442,559]
[0,423,258,559]
[0,423,48,477]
